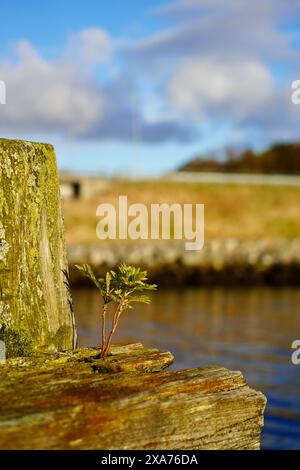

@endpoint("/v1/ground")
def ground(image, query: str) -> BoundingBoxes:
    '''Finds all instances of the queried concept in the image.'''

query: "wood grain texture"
[0,344,266,450]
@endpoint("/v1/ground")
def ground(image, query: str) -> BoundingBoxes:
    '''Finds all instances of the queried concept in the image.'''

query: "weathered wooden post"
[0,138,76,352]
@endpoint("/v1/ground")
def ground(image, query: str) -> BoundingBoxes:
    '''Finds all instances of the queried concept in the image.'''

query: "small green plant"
[76,262,156,358]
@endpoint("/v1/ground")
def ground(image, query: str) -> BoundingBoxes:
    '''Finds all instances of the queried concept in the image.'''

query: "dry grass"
[62,180,300,244]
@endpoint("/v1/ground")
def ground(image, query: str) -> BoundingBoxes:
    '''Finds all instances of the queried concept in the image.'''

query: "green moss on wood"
[0,324,33,358]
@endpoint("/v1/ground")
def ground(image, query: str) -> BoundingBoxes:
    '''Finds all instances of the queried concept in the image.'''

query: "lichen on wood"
[0,138,76,353]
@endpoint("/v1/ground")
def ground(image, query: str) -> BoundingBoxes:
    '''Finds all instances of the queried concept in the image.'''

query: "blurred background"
[1,0,300,450]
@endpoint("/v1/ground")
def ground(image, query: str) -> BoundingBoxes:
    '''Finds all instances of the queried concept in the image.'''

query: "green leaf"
[129,294,151,304]
[75,264,101,289]
[106,272,111,292]
[77,262,157,315]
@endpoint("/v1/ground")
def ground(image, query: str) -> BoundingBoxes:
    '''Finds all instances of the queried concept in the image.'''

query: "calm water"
[72,286,300,450]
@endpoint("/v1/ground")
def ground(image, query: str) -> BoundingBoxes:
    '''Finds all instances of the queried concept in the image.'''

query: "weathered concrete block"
[0,344,266,450]
[0,138,76,352]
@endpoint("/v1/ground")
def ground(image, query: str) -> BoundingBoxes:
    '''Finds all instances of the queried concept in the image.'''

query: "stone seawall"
[68,238,300,286]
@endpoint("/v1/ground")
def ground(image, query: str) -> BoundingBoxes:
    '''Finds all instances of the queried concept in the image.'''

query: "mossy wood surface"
[0,344,266,450]
[0,139,76,352]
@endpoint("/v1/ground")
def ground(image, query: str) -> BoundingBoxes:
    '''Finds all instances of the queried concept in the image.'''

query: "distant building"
[59,173,110,201]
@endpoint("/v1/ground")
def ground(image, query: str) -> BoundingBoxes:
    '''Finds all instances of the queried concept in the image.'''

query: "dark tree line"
[179,143,300,175]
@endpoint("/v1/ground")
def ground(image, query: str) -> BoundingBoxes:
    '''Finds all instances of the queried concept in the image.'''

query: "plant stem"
[101,304,123,358]
[101,303,107,354]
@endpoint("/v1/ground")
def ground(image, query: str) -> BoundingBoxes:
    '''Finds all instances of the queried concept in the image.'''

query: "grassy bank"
[63,179,300,244]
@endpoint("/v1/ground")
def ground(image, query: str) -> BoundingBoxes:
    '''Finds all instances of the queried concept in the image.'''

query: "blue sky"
[0,0,300,175]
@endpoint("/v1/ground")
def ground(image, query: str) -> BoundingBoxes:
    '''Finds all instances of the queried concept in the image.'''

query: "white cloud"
[0,41,105,136]
[122,0,300,144]
[66,28,112,66]
[125,0,298,66]
[168,58,274,120]
[0,35,192,142]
